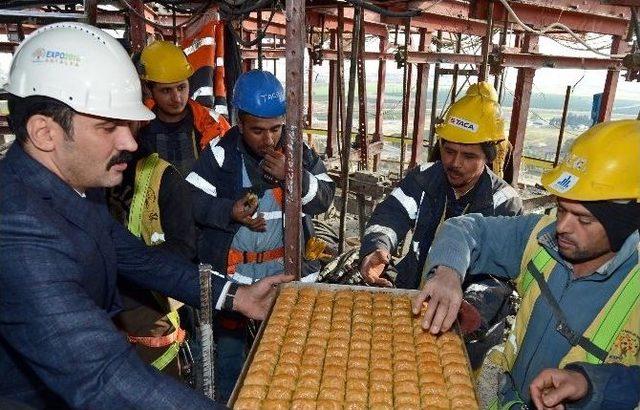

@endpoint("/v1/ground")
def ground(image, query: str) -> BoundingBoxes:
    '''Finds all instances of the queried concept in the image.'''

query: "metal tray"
[227,282,478,408]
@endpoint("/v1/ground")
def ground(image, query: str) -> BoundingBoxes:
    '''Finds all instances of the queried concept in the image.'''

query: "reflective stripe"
[211,144,225,167]
[229,271,256,285]
[216,57,224,66]
[315,172,333,182]
[207,108,220,121]
[186,172,217,197]
[587,265,640,363]
[419,162,435,172]
[493,185,518,208]
[208,136,221,147]
[183,36,215,55]
[192,86,214,100]
[390,187,418,219]
[150,232,165,244]
[128,154,160,238]
[214,104,228,116]
[261,211,282,221]
[364,224,398,247]
[466,283,490,293]
[302,171,318,205]
[215,281,232,310]
[150,311,182,370]
[521,247,553,295]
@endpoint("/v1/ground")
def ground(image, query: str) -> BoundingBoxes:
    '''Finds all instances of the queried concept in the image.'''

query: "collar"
[537,221,640,278]
[5,143,108,231]
[441,165,492,210]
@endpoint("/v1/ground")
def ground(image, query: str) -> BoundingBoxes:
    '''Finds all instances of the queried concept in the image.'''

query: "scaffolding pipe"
[479,0,494,81]
[428,31,442,153]
[284,0,305,278]
[451,34,462,104]
[338,6,362,253]
[399,20,411,179]
[554,85,572,166]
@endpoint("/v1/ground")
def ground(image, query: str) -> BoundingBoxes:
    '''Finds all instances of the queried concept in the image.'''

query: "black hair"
[431,139,498,164]
[7,95,75,145]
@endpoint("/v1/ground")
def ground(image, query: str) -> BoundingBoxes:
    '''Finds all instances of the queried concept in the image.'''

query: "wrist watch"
[223,282,240,311]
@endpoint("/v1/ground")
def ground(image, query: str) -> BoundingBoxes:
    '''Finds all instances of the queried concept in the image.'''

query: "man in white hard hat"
[0,22,289,408]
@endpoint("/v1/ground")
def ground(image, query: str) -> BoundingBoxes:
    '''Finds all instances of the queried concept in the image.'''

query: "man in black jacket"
[359,82,522,368]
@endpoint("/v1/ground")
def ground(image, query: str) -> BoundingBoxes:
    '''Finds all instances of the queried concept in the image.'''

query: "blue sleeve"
[111,215,226,308]
[565,363,640,410]
[422,213,542,282]
[0,212,219,409]
[187,146,238,232]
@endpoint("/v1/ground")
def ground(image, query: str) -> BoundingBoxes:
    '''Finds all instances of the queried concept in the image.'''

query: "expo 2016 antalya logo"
[32,47,81,66]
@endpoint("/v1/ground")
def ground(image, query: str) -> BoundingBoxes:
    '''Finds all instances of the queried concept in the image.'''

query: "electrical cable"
[226,4,278,48]
[496,0,624,58]
[118,0,212,30]
[342,0,421,18]
[218,0,273,16]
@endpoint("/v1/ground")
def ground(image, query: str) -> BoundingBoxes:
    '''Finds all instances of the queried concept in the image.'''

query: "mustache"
[556,233,576,247]
[107,151,133,170]
[445,167,463,177]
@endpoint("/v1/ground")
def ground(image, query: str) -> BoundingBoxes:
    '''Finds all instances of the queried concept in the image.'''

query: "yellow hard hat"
[435,82,505,144]
[541,120,640,201]
[138,41,193,83]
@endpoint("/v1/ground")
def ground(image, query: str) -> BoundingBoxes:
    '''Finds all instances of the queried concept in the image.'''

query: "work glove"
[457,299,482,335]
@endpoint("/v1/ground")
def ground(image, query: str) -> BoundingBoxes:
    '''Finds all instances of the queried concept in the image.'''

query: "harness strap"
[526,260,609,362]
[128,154,160,238]
[227,247,285,275]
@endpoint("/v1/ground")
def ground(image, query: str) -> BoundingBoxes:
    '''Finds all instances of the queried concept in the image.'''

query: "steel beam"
[284,0,305,279]
[242,49,622,70]
[0,10,85,24]
[84,0,98,25]
[428,31,443,152]
[473,0,631,36]
[307,9,388,37]
[598,36,623,122]
[505,34,538,186]
[410,29,431,169]
[356,10,369,170]
[128,0,147,53]
[478,0,494,81]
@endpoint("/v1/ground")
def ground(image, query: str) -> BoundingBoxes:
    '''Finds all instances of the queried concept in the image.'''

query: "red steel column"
[326,30,338,158]
[284,0,305,278]
[410,29,431,169]
[372,33,388,172]
[598,36,623,122]
[505,33,538,186]
[128,0,146,53]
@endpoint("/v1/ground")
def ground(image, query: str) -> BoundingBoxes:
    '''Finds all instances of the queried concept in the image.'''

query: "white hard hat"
[3,22,154,121]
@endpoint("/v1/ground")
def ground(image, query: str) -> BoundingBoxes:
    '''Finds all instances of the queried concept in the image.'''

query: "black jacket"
[188,126,335,274]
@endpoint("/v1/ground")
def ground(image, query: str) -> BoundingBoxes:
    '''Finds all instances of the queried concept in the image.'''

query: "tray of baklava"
[228,282,478,409]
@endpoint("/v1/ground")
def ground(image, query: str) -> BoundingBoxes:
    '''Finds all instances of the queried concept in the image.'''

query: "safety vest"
[486,215,640,409]
[226,187,285,276]
[127,154,185,371]
[181,21,227,116]
[143,98,231,151]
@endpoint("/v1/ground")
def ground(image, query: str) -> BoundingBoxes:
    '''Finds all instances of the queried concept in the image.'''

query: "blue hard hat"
[232,70,286,118]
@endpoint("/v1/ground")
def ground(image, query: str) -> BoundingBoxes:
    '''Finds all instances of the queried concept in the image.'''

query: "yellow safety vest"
[128,153,183,371]
[486,215,640,409]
